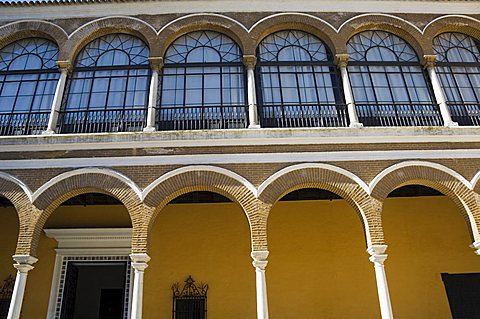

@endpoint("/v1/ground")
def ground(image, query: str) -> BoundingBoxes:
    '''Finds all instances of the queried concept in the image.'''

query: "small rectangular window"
[172,276,208,319]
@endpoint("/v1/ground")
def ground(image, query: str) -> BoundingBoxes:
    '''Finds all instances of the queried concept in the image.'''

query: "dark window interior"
[442,273,480,319]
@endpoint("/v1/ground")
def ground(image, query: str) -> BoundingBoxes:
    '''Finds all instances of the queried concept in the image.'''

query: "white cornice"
[44,228,132,249]
[0,127,480,152]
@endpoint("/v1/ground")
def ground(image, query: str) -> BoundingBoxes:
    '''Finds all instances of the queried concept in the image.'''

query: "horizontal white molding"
[1,127,480,152]
[45,228,132,249]
[2,149,480,169]
[1,1,478,20]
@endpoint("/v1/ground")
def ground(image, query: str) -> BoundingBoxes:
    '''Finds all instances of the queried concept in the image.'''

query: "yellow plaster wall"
[144,202,256,319]
[0,207,19,285]
[267,199,381,319]
[1,197,478,319]
[383,196,480,319]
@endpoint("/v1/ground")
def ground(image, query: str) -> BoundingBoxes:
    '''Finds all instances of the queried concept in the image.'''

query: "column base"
[349,122,364,128]
[41,129,56,135]
[444,121,459,127]
[248,124,261,129]
[143,126,156,132]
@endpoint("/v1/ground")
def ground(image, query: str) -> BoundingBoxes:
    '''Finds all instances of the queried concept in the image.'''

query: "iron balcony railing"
[157,105,249,131]
[447,103,480,126]
[259,103,349,128]
[355,103,443,127]
[0,111,50,136]
[57,108,147,134]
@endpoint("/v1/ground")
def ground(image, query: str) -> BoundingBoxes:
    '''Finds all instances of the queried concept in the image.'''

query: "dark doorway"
[60,262,127,319]
[442,273,480,319]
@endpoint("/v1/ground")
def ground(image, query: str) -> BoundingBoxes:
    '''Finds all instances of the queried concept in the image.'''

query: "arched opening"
[267,188,379,319]
[22,192,132,319]
[383,184,480,318]
[0,196,18,318]
[145,191,255,319]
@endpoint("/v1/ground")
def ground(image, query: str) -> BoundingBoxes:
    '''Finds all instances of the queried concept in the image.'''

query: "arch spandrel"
[258,164,383,247]
[424,15,480,44]
[338,14,429,57]
[249,13,340,57]
[371,162,480,243]
[61,16,160,62]
[157,15,250,57]
[0,20,67,52]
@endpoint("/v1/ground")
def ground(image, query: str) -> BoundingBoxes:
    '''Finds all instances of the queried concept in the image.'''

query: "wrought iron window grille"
[0,275,15,319]
[172,276,208,319]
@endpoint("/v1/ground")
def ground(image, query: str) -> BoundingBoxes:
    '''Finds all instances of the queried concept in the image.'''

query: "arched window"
[256,30,346,128]
[433,32,480,126]
[60,34,150,133]
[347,30,441,126]
[159,31,247,130]
[0,38,59,135]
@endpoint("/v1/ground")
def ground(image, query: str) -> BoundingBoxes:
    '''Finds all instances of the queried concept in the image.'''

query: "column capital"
[12,255,38,273]
[335,54,349,68]
[149,57,164,72]
[251,250,269,270]
[243,55,257,69]
[56,60,72,73]
[423,55,437,68]
[367,245,388,265]
[130,253,151,271]
[470,241,480,255]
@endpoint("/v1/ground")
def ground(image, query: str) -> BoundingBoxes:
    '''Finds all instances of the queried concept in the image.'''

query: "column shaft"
[144,57,163,132]
[251,251,269,319]
[130,253,150,319]
[43,62,70,134]
[244,55,260,128]
[368,245,394,319]
[336,54,362,128]
[7,255,37,319]
[423,55,457,127]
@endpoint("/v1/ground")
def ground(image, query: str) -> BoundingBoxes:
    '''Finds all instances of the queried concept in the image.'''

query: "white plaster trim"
[338,12,423,34]
[32,167,142,202]
[248,12,336,33]
[0,19,68,37]
[3,149,480,171]
[44,228,133,249]
[369,160,472,195]
[69,15,157,39]
[143,165,257,199]
[470,171,480,191]
[0,171,33,202]
[258,162,370,196]
[157,13,248,35]
[423,14,480,33]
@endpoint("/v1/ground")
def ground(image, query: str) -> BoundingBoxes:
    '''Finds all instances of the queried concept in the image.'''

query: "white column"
[423,55,458,127]
[130,253,150,319]
[42,61,71,135]
[251,251,269,319]
[243,55,260,128]
[336,54,363,128]
[367,245,394,319]
[143,57,163,132]
[7,255,38,319]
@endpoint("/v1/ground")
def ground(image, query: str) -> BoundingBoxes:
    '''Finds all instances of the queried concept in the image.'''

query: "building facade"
[0,0,480,318]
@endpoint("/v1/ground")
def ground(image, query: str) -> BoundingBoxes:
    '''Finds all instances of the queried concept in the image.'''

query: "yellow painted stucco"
[383,196,480,319]
[0,196,478,319]
[0,207,18,285]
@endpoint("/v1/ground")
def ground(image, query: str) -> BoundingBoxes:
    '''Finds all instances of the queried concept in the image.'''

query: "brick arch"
[157,14,251,57]
[338,14,429,57]
[423,15,480,44]
[249,13,341,57]
[61,16,160,62]
[370,161,480,243]
[142,166,261,251]
[28,168,144,255]
[258,163,383,247]
[0,20,67,51]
